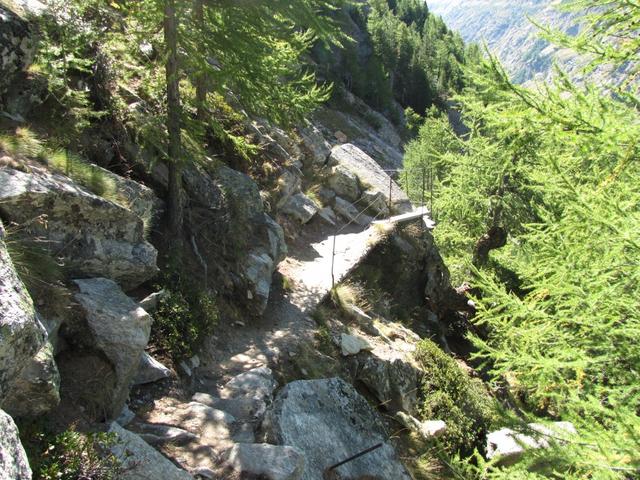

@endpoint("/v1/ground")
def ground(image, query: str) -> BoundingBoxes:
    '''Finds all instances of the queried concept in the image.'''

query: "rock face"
[109,423,193,480]
[213,166,287,314]
[3,342,60,418]
[0,218,51,407]
[329,144,411,215]
[0,409,32,480]
[221,443,305,480]
[262,378,411,480]
[0,168,158,290]
[74,278,152,419]
[0,4,35,101]
[298,124,331,167]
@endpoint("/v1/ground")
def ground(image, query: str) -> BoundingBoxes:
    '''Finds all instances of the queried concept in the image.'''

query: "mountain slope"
[427,0,628,85]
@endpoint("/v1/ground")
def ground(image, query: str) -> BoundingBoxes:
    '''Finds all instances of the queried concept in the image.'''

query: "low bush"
[414,339,497,455]
[151,265,219,360]
[20,424,122,480]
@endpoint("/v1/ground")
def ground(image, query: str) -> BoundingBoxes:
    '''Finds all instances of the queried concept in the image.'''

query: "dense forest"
[0,0,638,479]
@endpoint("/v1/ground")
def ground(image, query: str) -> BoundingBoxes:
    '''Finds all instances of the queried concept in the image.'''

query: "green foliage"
[20,424,122,480]
[414,339,497,455]
[418,0,640,477]
[151,263,219,360]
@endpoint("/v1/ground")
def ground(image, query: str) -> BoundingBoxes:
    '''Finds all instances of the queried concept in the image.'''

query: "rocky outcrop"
[0,409,32,480]
[298,124,331,167]
[213,166,287,314]
[3,342,60,418]
[109,423,193,480]
[0,4,35,101]
[328,144,411,215]
[220,443,305,480]
[0,167,158,290]
[262,378,411,480]
[73,278,152,419]
[0,220,59,419]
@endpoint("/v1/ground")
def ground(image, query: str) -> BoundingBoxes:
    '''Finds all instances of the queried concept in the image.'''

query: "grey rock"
[243,251,275,314]
[193,467,216,479]
[0,409,31,480]
[298,124,331,167]
[74,278,152,419]
[265,214,287,264]
[317,207,337,226]
[340,333,372,356]
[192,392,266,422]
[262,378,411,480]
[232,422,257,443]
[0,168,158,290]
[117,404,136,426]
[317,187,336,205]
[328,164,360,202]
[144,400,235,445]
[281,193,319,224]
[3,342,60,418]
[135,424,197,446]
[220,366,278,404]
[0,219,49,406]
[109,423,193,480]
[333,197,372,226]
[138,290,167,313]
[361,189,390,217]
[96,166,163,228]
[486,422,577,466]
[357,341,421,414]
[134,352,171,385]
[221,443,305,480]
[329,144,412,214]
[276,170,302,209]
[396,412,447,440]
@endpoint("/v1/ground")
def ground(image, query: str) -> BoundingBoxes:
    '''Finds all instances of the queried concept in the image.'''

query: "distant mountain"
[427,0,628,85]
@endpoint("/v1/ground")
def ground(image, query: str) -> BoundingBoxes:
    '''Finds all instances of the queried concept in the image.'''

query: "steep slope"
[427,0,629,85]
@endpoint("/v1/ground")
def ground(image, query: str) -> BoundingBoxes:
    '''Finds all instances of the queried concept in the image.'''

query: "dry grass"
[331,282,371,314]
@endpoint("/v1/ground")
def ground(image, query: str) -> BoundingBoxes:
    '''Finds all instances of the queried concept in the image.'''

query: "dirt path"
[199,218,379,387]
[199,208,430,391]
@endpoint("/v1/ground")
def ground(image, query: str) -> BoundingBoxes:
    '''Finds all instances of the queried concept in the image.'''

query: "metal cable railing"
[329,164,436,288]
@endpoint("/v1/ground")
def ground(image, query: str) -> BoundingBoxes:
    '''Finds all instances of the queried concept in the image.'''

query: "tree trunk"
[194,0,207,121]
[472,226,508,267]
[164,0,184,237]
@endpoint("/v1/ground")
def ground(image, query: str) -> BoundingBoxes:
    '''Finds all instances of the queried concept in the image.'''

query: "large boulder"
[220,443,305,480]
[3,342,60,418]
[0,168,158,290]
[0,4,35,101]
[262,378,411,480]
[74,278,152,419]
[327,164,360,202]
[108,423,193,480]
[0,219,48,404]
[0,409,32,480]
[328,144,412,214]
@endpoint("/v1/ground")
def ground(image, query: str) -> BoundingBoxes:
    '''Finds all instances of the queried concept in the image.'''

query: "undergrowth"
[19,421,123,480]
[414,339,497,456]
[150,260,219,360]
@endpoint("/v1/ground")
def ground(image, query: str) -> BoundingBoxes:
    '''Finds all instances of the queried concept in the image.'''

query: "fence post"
[430,164,434,218]
[388,175,393,218]
[331,232,337,288]
[421,166,426,209]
